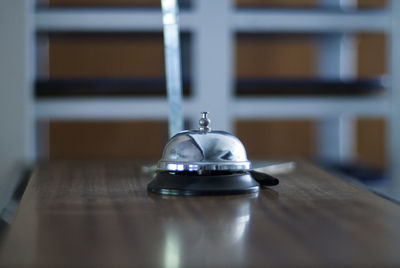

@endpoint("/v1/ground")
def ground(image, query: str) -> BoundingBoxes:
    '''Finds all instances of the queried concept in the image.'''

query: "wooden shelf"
[37,0,192,9]
[235,0,387,9]
[235,77,386,96]
[35,78,191,97]
[35,9,388,33]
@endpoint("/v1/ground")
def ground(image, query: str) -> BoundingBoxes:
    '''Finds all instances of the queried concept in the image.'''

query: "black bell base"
[147,171,260,196]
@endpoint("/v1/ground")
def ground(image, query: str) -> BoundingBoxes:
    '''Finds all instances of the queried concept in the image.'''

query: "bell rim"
[157,160,251,172]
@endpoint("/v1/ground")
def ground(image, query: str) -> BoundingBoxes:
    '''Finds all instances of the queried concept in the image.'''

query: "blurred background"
[1,0,399,219]
[35,0,386,164]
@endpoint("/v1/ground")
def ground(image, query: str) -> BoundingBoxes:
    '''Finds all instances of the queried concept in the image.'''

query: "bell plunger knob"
[199,112,211,132]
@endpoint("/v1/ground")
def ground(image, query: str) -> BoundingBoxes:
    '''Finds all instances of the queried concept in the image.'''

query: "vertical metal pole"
[319,0,356,10]
[192,0,233,132]
[161,0,184,138]
[389,0,400,199]
[317,116,355,163]
[317,0,357,164]
[318,33,357,81]
[317,34,356,164]
[0,0,34,216]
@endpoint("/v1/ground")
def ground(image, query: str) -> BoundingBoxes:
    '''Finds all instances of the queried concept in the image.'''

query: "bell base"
[147,171,260,196]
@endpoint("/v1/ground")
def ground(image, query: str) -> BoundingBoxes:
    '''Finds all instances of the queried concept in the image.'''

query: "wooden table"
[1,160,400,267]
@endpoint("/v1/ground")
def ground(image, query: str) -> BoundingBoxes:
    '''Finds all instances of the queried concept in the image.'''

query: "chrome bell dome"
[157,112,251,172]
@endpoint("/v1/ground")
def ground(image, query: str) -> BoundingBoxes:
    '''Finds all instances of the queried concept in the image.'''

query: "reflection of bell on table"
[160,195,255,266]
[148,112,279,196]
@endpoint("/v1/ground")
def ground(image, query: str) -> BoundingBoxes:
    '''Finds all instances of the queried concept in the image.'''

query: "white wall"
[0,0,34,217]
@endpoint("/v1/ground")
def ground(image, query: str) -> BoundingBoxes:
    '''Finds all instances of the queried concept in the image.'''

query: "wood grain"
[357,0,386,9]
[1,160,399,267]
[236,34,317,79]
[49,33,165,79]
[356,117,386,169]
[48,120,168,159]
[48,0,162,7]
[357,32,386,79]
[235,119,316,159]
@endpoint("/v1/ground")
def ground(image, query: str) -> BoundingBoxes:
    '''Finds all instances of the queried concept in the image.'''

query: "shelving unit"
[27,1,399,198]
[35,8,388,32]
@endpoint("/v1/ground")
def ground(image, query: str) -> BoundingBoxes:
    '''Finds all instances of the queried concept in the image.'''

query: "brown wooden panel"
[236,0,317,8]
[357,0,386,9]
[236,34,317,79]
[356,118,386,169]
[48,0,161,7]
[357,33,386,78]
[49,120,167,159]
[235,120,315,159]
[49,33,165,79]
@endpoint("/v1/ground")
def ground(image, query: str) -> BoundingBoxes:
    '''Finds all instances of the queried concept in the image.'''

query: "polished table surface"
[1,160,400,267]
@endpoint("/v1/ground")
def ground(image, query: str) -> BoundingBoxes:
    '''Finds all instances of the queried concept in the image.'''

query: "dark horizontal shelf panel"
[36,0,192,10]
[236,77,386,96]
[36,77,385,97]
[36,78,191,97]
[235,7,386,11]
